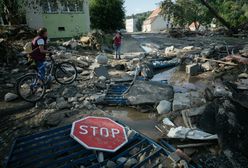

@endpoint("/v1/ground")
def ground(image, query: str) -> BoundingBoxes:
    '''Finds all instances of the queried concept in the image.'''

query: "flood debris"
[1,24,248,167]
[167,126,218,140]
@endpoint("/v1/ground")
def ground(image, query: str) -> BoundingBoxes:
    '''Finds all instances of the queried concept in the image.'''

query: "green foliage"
[90,0,125,32]
[161,0,248,29]
[207,0,248,28]
[160,0,212,28]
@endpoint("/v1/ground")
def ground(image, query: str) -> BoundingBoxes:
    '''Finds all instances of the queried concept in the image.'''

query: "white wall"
[142,24,151,32]
[26,0,90,32]
[151,15,171,32]
[126,18,137,32]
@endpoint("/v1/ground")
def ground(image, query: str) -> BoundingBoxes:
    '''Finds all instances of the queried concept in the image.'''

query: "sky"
[124,0,162,16]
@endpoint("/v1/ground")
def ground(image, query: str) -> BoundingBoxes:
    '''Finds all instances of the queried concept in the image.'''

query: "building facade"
[26,0,90,38]
[125,18,137,33]
[142,8,171,32]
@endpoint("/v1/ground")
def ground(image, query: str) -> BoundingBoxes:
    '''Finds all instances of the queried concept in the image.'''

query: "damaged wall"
[26,0,90,38]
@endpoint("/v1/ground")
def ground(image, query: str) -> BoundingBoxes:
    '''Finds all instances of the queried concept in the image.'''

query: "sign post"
[70,116,128,152]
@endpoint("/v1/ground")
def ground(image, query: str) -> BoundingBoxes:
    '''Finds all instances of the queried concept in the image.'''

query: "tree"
[0,0,24,25]
[198,0,234,31]
[201,0,248,31]
[160,0,248,32]
[160,0,212,29]
[90,0,125,32]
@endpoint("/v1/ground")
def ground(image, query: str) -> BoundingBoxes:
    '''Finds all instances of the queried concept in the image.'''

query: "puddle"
[152,66,211,92]
[104,107,161,140]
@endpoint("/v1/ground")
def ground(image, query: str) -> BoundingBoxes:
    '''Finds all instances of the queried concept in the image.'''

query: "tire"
[54,62,77,85]
[16,73,45,102]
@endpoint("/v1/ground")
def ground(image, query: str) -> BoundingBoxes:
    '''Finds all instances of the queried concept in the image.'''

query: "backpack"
[23,42,36,68]
[23,42,33,53]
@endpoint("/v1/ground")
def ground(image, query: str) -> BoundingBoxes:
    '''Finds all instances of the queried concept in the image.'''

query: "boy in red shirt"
[113,31,122,59]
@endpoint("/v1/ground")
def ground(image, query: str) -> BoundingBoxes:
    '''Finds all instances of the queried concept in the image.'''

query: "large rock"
[4,93,18,102]
[173,91,206,111]
[173,93,191,111]
[124,81,174,105]
[157,100,172,114]
[96,54,108,64]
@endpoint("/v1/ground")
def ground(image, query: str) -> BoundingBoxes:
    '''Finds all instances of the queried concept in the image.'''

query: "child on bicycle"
[29,27,53,82]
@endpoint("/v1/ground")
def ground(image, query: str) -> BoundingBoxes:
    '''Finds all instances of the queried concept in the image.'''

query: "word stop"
[79,125,120,138]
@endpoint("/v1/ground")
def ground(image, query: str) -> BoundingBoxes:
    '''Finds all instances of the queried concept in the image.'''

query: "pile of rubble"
[61,30,105,51]
[80,30,104,50]
[0,25,36,66]
[0,25,36,40]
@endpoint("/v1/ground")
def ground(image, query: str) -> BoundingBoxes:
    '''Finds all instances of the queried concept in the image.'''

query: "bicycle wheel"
[54,62,77,85]
[16,73,45,102]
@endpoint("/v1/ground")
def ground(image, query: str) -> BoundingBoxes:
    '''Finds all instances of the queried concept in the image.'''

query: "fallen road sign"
[70,116,128,152]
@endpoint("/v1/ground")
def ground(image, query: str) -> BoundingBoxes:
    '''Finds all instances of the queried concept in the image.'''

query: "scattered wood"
[197,57,238,66]
[177,142,215,148]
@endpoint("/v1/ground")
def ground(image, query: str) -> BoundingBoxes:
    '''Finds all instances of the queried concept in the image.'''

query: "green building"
[26,0,90,38]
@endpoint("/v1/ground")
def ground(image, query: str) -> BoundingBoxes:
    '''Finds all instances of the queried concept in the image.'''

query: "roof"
[143,8,162,25]
[148,8,161,19]
[189,21,200,29]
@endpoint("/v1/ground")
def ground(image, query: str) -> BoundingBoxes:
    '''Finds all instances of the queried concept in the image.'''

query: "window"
[58,27,65,31]
[41,0,84,13]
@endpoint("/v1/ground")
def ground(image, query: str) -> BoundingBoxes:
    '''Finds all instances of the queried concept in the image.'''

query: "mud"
[152,66,211,92]
[104,107,161,140]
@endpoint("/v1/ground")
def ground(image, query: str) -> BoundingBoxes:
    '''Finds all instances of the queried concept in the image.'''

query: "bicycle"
[16,53,78,102]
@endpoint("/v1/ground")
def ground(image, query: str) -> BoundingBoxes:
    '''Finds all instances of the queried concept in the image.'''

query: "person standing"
[113,31,122,59]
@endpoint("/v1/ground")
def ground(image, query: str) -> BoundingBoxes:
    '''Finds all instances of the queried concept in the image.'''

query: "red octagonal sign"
[70,116,128,152]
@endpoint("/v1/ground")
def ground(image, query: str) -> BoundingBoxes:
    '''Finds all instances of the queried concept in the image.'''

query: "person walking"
[113,31,122,59]
[29,27,53,82]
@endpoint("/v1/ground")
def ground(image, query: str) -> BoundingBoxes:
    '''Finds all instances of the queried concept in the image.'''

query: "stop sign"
[70,116,128,152]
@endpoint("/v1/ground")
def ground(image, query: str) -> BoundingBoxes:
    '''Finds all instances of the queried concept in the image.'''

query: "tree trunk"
[198,0,238,33]
[3,0,21,25]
